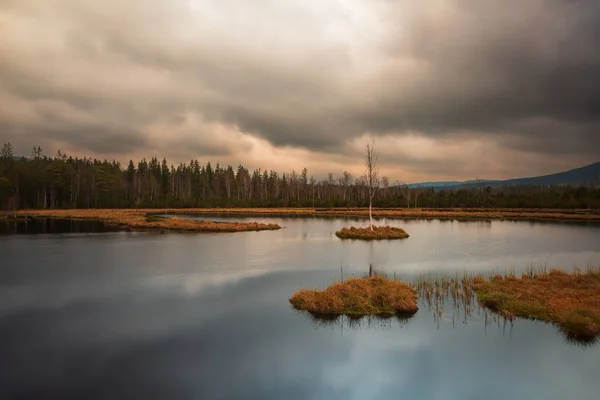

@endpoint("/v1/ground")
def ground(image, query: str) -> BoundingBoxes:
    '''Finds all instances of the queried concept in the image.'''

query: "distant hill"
[408,179,499,189]
[408,161,600,188]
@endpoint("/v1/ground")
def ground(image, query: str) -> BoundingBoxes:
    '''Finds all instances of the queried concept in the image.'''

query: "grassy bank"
[335,226,410,240]
[4,207,600,222]
[473,268,600,342]
[166,207,600,222]
[6,209,281,233]
[289,276,419,316]
[414,268,600,343]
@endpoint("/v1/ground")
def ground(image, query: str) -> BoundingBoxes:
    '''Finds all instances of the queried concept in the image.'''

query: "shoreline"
[5,207,599,222]
[3,209,281,233]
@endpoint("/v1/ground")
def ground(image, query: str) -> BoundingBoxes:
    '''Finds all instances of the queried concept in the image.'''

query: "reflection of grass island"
[335,226,409,240]
[473,268,600,343]
[9,209,281,233]
[289,276,419,317]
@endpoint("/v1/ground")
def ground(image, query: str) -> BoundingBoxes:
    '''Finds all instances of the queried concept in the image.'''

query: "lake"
[1,216,600,399]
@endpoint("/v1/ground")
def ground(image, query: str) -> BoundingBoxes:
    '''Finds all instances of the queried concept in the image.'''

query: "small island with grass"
[336,225,409,240]
[289,275,419,317]
[335,142,410,240]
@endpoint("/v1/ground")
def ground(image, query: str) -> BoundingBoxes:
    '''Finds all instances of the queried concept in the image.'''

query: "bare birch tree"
[365,141,380,230]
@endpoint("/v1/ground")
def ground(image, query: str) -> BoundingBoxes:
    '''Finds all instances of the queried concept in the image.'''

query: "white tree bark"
[365,142,379,231]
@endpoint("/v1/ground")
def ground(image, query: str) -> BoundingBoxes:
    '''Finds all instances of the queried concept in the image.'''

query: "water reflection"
[412,272,599,346]
[0,218,114,235]
[302,313,413,331]
[1,217,600,399]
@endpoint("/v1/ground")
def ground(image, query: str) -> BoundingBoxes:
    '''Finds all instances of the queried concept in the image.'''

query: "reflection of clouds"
[2,218,600,398]
[145,269,272,295]
[0,269,273,317]
[1,269,274,317]
[2,271,600,399]
[0,283,123,316]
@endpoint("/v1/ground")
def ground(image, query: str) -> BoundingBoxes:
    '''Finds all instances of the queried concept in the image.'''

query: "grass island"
[289,276,419,317]
[335,225,410,240]
[291,267,600,343]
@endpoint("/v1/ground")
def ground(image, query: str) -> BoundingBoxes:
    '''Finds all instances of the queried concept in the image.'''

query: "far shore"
[3,207,600,223]
[163,206,600,221]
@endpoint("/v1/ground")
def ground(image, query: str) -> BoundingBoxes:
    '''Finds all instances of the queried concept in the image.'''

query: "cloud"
[359,0,600,142]
[0,0,598,180]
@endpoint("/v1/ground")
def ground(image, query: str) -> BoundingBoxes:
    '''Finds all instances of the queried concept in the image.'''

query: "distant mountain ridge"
[408,161,600,188]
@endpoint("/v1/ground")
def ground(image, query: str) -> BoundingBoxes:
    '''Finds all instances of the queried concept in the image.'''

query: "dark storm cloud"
[356,0,600,150]
[0,0,598,176]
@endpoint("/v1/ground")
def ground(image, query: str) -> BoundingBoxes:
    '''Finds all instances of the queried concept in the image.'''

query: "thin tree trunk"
[369,200,373,230]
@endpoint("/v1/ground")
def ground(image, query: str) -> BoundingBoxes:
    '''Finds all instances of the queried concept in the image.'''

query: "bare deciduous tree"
[365,141,380,230]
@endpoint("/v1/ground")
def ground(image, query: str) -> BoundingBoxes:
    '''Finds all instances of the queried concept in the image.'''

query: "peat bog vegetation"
[4,207,600,223]
[291,268,600,344]
[335,225,410,240]
[124,207,600,222]
[6,209,281,233]
[474,268,600,342]
[415,267,600,344]
[289,276,419,317]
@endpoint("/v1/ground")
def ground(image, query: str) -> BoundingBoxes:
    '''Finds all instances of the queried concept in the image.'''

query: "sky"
[1,0,599,183]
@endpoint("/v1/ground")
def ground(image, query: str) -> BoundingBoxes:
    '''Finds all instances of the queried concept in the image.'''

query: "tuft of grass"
[473,268,600,342]
[289,276,418,316]
[335,226,409,240]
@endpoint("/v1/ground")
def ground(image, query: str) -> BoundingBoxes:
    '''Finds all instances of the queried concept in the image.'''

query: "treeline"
[1,143,599,210]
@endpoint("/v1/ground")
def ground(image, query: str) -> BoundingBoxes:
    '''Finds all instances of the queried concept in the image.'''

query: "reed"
[414,267,600,343]
[303,313,413,331]
[474,267,600,342]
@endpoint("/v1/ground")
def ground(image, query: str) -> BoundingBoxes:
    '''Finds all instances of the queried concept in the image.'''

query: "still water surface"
[1,217,600,399]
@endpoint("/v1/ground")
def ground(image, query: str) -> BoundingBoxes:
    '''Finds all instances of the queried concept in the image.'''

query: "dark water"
[0,218,114,235]
[1,217,599,399]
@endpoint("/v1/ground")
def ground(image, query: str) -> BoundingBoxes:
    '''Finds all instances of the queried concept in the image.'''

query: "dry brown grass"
[164,207,600,221]
[473,268,600,342]
[335,226,410,240]
[289,276,419,316]
[413,268,600,343]
[8,209,280,233]
[6,207,600,222]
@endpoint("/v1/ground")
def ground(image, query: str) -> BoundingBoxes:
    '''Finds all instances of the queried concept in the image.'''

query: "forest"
[1,142,599,210]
